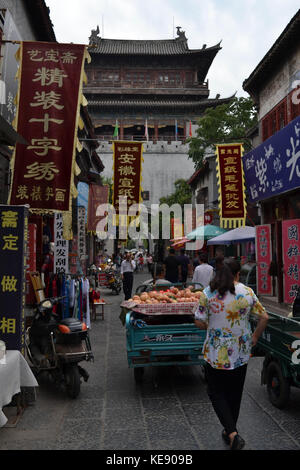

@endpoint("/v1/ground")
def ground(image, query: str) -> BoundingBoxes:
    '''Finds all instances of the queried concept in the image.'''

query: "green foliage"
[188,97,257,170]
[159,179,192,207]
[101,176,113,204]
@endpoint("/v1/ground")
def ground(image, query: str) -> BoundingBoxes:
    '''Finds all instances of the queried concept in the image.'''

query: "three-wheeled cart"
[250,311,300,408]
[124,300,206,382]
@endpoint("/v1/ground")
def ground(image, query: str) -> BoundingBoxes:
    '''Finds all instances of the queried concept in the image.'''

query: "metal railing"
[96,135,188,142]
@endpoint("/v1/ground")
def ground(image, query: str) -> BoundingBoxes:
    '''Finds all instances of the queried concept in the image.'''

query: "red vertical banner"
[255,225,272,295]
[87,185,109,232]
[216,143,247,228]
[8,41,89,212]
[112,141,143,217]
[282,219,300,304]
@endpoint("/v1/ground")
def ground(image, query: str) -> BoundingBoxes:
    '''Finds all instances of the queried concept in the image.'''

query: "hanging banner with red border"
[87,184,109,232]
[8,41,90,212]
[216,143,247,229]
[255,224,272,295]
[282,219,300,304]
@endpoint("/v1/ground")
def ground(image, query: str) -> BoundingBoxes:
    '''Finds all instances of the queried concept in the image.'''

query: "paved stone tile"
[54,418,103,450]
[104,406,144,429]
[102,427,149,450]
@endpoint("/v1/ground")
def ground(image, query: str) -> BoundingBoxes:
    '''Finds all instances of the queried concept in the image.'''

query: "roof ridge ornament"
[89,25,100,45]
[176,26,187,41]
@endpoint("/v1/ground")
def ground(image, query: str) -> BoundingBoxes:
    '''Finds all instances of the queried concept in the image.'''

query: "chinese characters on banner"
[54,213,69,274]
[112,141,143,222]
[255,225,272,295]
[0,205,28,354]
[8,42,88,212]
[282,219,300,304]
[78,206,86,261]
[87,184,109,232]
[216,144,247,228]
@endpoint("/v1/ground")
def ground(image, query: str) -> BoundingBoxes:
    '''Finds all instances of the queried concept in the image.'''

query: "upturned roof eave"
[243,8,300,94]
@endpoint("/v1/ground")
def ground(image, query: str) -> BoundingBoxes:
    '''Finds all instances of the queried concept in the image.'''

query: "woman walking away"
[194,258,268,450]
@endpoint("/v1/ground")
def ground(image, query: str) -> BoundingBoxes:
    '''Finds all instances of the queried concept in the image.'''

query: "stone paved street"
[1,271,300,451]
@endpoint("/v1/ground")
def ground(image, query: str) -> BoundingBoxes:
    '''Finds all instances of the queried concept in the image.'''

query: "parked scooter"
[103,259,122,294]
[26,296,94,399]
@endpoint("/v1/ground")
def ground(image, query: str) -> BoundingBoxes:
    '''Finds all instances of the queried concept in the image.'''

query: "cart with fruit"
[250,311,300,409]
[122,286,207,382]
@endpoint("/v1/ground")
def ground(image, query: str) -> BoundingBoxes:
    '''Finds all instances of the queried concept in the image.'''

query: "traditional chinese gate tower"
[84,27,233,210]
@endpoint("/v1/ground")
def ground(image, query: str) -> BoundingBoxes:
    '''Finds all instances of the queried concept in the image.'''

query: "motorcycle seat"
[59,318,84,332]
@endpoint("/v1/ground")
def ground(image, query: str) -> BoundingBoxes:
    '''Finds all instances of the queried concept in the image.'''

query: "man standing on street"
[163,248,181,284]
[177,248,190,286]
[121,252,136,300]
[192,252,214,289]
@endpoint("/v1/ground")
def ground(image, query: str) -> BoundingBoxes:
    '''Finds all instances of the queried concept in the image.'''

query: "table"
[0,350,38,427]
[91,301,109,321]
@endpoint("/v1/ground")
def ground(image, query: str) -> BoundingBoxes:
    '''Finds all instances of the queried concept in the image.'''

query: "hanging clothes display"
[43,273,91,328]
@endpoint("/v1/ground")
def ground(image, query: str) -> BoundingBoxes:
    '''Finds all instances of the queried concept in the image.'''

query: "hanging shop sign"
[0,205,28,354]
[112,141,143,220]
[78,206,86,261]
[282,219,300,304]
[243,116,300,203]
[8,41,90,212]
[54,213,69,274]
[255,225,272,296]
[216,143,247,228]
[87,184,109,232]
[77,182,89,222]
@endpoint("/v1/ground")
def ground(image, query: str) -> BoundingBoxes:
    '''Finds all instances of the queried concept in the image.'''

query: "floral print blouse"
[194,282,266,370]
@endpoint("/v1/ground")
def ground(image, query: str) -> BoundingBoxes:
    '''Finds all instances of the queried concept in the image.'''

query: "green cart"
[251,311,300,408]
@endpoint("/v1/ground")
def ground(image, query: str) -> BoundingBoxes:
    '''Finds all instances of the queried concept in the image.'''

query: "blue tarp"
[207,226,255,245]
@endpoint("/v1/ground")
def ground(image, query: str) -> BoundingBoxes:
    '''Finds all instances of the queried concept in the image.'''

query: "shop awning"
[207,225,256,245]
[171,236,190,248]
[186,224,227,241]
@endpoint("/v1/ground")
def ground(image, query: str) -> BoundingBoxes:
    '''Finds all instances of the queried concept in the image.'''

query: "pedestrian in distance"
[146,253,153,274]
[194,258,269,450]
[163,248,181,284]
[192,252,214,289]
[120,252,136,300]
[176,248,190,287]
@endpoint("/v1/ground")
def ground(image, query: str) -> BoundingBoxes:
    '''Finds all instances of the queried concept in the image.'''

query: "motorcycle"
[103,259,122,295]
[26,296,94,399]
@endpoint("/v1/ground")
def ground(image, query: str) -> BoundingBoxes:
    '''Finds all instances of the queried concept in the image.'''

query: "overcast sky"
[45,0,299,99]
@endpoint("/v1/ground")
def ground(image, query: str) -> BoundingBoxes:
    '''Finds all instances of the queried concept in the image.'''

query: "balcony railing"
[95,134,188,142]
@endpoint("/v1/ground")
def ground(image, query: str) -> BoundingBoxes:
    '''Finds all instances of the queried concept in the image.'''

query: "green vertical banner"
[0,205,28,355]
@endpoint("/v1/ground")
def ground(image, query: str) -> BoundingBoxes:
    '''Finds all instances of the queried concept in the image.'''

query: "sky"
[45,0,300,99]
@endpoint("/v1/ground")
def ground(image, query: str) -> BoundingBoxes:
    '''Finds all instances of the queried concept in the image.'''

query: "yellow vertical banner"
[215,143,247,228]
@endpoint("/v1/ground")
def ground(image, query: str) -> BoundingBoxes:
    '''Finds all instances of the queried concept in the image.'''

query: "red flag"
[189,121,192,137]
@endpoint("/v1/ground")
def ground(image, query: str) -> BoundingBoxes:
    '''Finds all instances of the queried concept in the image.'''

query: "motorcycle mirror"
[40,299,52,309]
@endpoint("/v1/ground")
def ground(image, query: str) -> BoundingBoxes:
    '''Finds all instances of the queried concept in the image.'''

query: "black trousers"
[123,272,134,300]
[205,362,248,435]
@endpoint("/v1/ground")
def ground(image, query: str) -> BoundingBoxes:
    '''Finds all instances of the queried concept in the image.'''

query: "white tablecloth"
[0,350,38,427]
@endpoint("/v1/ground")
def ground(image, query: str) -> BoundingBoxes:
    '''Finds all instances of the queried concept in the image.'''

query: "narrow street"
[1,271,300,451]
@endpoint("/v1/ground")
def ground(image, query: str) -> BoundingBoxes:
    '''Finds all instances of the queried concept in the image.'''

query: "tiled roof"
[89,38,221,56]
[88,96,234,108]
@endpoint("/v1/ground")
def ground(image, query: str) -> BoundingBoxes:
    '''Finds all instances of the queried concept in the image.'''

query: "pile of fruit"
[128,287,201,304]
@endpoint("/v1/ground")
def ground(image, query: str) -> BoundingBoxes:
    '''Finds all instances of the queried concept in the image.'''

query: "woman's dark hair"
[210,258,241,296]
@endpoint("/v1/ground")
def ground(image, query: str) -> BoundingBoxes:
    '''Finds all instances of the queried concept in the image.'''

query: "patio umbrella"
[207,225,256,245]
[171,236,191,248]
[186,224,227,241]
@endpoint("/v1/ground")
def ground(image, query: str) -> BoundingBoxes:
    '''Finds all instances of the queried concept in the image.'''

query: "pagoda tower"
[84,26,233,208]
